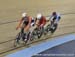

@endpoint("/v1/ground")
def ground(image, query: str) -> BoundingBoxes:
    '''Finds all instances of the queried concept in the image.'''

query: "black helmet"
[52,12,56,15]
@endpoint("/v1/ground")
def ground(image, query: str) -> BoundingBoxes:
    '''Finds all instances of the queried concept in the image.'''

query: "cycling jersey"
[22,16,29,26]
[38,16,46,26]
[31,17,35,26]
[50,13,61,24]
[16,16,32,30]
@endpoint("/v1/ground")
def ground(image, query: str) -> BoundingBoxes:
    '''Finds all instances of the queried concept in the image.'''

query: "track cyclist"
[49,12,61,33]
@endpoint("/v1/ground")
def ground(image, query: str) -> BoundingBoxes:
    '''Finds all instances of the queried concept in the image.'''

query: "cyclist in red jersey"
[36,13,46,28]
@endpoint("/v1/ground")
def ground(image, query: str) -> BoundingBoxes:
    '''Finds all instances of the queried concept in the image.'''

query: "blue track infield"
[6,34,75,57]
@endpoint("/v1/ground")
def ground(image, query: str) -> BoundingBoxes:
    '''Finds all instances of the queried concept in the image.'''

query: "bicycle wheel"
[37,27,44,38]
[29,32,35,41]
[45,24,51,34]
[32,28,39,39]
[14,32,21,47]
[51,24,58,33]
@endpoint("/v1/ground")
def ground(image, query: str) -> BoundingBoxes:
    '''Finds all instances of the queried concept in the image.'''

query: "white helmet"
[22,12,27,17]
[37,13,42,19]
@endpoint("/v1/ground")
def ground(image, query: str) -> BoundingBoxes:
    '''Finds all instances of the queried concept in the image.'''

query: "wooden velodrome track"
[0,0,75,57]
[0,13,75,57]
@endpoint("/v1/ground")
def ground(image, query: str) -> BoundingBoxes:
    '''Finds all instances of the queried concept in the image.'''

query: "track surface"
[0,0,75,57]
[33,40,75,57]
[6,34,75,57]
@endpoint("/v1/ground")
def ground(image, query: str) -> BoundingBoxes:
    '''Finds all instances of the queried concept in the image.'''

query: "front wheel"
[37,27,44,38]
[14,32,21,47]
[45,24,51,34]
[22,33,29,45]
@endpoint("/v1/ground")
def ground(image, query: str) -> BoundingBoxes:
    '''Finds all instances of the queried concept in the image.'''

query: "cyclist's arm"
[16,18,23,30]
[35,18,39,25]
[49,15,53,21]
[28,16,32,25]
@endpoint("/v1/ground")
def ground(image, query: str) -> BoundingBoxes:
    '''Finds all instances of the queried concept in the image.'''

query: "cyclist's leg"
[16,32,21,44]
[37,24,44,38]
[23,24,32,42]
[29,22,37,40]
[41,25,44,33]
[51,23,58,33]
[32,25,38,37]
[21,24,26,35]
[44,21,50,33]
[26,31,30,41]
[28,27,33,40]
[49,20,55,31]
[22,24,29,41]
[20,24,26,41]
[50,21,54,28]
